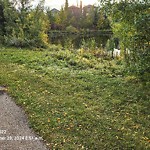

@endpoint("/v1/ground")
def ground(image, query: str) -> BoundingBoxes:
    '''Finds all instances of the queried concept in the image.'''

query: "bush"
[81,38,97,51]
[47,44,62,51]
[66,25,79,33]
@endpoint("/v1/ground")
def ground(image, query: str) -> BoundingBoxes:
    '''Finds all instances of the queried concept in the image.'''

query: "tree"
[100,0,150,78]
[64,0,68,11]
[0,0,5,43]
[93,7,99,29]
[81,6,95,30]
[26,0,49,48]
[3,0,49,48]
[3,0,21,45]
[55,7,67,30]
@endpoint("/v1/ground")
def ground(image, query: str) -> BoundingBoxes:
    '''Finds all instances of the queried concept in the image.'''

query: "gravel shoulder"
[0,88,49,150]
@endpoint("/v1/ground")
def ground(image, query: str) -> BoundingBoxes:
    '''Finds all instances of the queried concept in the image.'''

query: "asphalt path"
[0,88,49,150]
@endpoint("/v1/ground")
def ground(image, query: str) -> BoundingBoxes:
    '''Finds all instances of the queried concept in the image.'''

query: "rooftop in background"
[50,8,60,15]
[31,0,99,10]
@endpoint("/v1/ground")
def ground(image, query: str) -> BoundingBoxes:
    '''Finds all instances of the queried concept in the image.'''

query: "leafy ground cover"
[0,47,150,149]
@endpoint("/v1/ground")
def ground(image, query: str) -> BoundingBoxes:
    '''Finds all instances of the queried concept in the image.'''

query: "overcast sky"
[32,0,99,10]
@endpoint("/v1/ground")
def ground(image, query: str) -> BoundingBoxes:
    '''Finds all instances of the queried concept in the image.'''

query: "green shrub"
[81,38,97,51]
[66,25,79,33]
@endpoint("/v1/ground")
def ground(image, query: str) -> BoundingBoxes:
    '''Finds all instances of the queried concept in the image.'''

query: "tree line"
[0,0,149,78]
[0,0,111,48]
[0,0,49,48]
[46,1,110,31]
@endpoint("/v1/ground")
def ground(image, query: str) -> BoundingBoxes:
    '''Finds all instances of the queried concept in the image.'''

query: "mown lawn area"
[0,47,150,149]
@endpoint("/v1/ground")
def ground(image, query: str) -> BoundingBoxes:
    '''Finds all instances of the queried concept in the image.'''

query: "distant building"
[51,1,96,17]
[50,8,59,16]
[83,5,93,12]
[68,0,82,15]
[68,5,81,16]
[83,5,95,16]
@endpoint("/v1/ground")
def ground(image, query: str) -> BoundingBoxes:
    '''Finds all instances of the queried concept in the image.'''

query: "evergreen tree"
[0,0,5,42]
[93,7,99,29]
[65,0,68,11]
[3,0,49,48]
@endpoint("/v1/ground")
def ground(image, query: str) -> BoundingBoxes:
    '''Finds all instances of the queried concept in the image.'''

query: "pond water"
[48,32,112,49]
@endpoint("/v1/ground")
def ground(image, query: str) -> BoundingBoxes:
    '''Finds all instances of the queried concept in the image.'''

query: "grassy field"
[0,47,150,149]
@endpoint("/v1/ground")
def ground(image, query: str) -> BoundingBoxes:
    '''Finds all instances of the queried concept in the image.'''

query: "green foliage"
[54,7,68,30]
[64,0,68,11]
[2,0,49,48]
[97,9,111,30]
[3,0,19,42]
[106,37,115,51]
[81,38,97,50]
[47,44,62,51]
[66,25,78,33]
[100,0,150,80]
[63,38,74,49]
[47,3,111,31]
[0,0,5,43]
[26,6,49,48]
